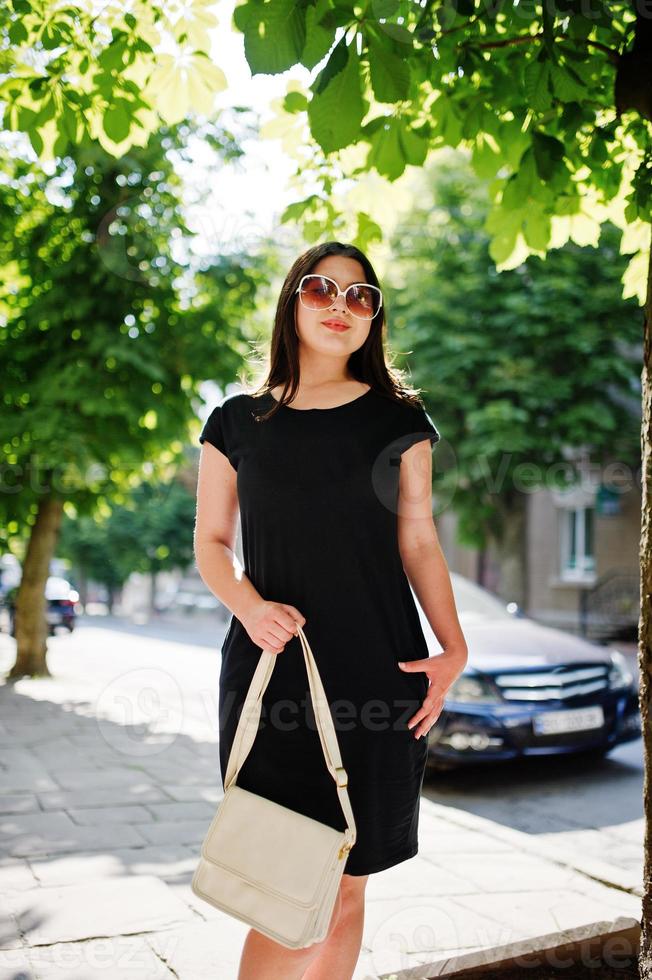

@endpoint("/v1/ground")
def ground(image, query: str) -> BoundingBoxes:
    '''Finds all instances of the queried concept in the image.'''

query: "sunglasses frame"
[295,273,383,321]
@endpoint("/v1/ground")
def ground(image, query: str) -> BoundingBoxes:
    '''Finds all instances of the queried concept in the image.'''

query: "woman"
[194,241,468,980]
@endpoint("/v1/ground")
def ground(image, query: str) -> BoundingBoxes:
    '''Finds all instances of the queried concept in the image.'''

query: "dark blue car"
[414,574,641,770]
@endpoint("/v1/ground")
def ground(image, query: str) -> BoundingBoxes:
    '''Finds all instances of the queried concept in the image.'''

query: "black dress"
[199,387,440,876]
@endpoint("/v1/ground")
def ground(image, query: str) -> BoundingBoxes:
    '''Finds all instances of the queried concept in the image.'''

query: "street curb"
[379,916,640,979]
[419,797,643,897]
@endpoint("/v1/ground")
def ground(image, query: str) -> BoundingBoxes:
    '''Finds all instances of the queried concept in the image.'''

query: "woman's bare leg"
[300,873,369,980]
[236,885,343,980]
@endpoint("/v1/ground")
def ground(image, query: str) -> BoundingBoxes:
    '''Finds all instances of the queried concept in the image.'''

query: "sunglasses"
[295,274,383,320]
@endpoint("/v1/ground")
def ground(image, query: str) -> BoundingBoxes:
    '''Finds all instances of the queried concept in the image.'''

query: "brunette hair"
[244,241,428,420]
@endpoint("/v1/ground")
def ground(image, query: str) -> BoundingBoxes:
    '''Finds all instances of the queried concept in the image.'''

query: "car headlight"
[447,674,501,704]
[608,651,634,690]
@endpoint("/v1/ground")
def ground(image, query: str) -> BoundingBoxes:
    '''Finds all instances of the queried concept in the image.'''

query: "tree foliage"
[0,0,227,158]
[0,118,260,551]
[233,1,651,300]
[387,150,642,548]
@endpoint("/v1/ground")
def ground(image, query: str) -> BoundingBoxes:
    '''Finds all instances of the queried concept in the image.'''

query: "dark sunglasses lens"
[300,276,336,308]
[348,285,380,318]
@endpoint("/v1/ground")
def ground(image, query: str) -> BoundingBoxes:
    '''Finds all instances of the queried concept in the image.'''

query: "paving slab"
[137,819,210,847]
[65,804,153,825]
[0,947,32,980]
[28,845,197,889]
[36,785,172,810]
[7,875,195,947]
[0,795,40,816]
[6,821,148,858]
[148,919,247,978]
[26,936,176,979]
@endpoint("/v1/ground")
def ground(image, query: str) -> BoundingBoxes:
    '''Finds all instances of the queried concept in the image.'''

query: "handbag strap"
[223,623,356,849]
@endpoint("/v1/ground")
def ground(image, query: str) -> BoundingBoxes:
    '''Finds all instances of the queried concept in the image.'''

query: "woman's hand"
[399,647,468,739]
[241,600,306,655]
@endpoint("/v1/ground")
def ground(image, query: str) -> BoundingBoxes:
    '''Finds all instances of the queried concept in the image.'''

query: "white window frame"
[560,505,596,582]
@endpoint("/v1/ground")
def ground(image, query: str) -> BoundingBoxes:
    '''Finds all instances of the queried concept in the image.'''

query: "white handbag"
[191,622,357,949]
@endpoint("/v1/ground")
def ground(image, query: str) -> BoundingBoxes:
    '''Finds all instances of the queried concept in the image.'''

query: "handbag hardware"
[191,622,357,949]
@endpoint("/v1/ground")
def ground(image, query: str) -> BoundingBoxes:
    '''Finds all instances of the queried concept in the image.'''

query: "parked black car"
[415,574,641,770]
[3,576,79,636]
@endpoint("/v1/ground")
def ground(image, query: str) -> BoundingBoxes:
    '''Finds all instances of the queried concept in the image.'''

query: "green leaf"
[531,131,565,182]
[550,62,585,102]
[308,43,364,154]
[28,126,43,157]
[52,129,69,157]
[61,102,78,141]
[103,103,131,143]
[34,96,56,126]
[42,24,67,50]
[372,0,399,15]
[524,58,553,113]
[17,106,38,130]
[300,5,335,70]
[355,211,383,250]
[522,208,551,250]
[99,38,128,72]
[233,0,306,75]
[368,36,411,103]
[398,119,428,166]
[312,36,348,96]
[280,196,320,222]
[567,15,593,40]
[471,133,502,180]
[8,19,28,44]
[366,117,405,179]
[431,94,462,148]
[283,91,308,113]
[488,220,521,265]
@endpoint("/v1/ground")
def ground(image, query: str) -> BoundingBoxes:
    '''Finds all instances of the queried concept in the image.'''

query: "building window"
[560,506,596,581]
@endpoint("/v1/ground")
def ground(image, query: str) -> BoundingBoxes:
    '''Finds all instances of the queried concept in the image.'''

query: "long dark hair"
[245,241,428,421]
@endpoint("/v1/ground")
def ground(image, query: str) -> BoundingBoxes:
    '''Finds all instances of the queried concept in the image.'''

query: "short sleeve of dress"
[390,400,441,462]
[199,405,226,455]
[198,394,252,471]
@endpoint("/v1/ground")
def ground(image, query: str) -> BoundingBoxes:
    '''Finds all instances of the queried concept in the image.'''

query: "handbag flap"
[201,785,345,908]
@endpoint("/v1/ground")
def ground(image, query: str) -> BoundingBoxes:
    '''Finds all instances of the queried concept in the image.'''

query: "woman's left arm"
[396,439,469,738]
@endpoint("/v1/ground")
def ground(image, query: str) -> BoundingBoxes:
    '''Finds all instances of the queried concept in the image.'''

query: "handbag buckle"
[338,840,353,860]
[335,767,348,788]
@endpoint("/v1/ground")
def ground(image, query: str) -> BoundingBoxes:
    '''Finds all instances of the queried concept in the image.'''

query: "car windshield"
[450,574,513,623]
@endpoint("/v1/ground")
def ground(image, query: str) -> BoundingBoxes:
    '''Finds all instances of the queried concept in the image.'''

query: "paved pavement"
[0,620,643,979]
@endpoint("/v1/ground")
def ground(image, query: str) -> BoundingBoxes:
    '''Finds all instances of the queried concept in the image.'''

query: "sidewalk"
[0,634,642,980]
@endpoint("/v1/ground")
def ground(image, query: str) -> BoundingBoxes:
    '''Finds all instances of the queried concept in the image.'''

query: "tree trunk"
[493,494,528,609]
[639,226,652,976]
[7,495,64,680]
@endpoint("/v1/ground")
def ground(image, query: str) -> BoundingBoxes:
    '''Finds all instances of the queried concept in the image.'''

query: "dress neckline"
[267,386,374,413]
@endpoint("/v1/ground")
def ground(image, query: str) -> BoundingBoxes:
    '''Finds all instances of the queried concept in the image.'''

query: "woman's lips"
[322,319,349,332]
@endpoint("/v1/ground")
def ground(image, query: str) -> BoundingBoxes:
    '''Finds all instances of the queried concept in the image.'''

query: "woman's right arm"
[194,441,304,653]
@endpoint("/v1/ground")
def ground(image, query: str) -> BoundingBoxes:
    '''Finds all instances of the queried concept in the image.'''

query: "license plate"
[533,705,605,736]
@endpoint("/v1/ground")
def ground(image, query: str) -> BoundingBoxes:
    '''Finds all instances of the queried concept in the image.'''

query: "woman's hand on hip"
[399,647,468,739]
